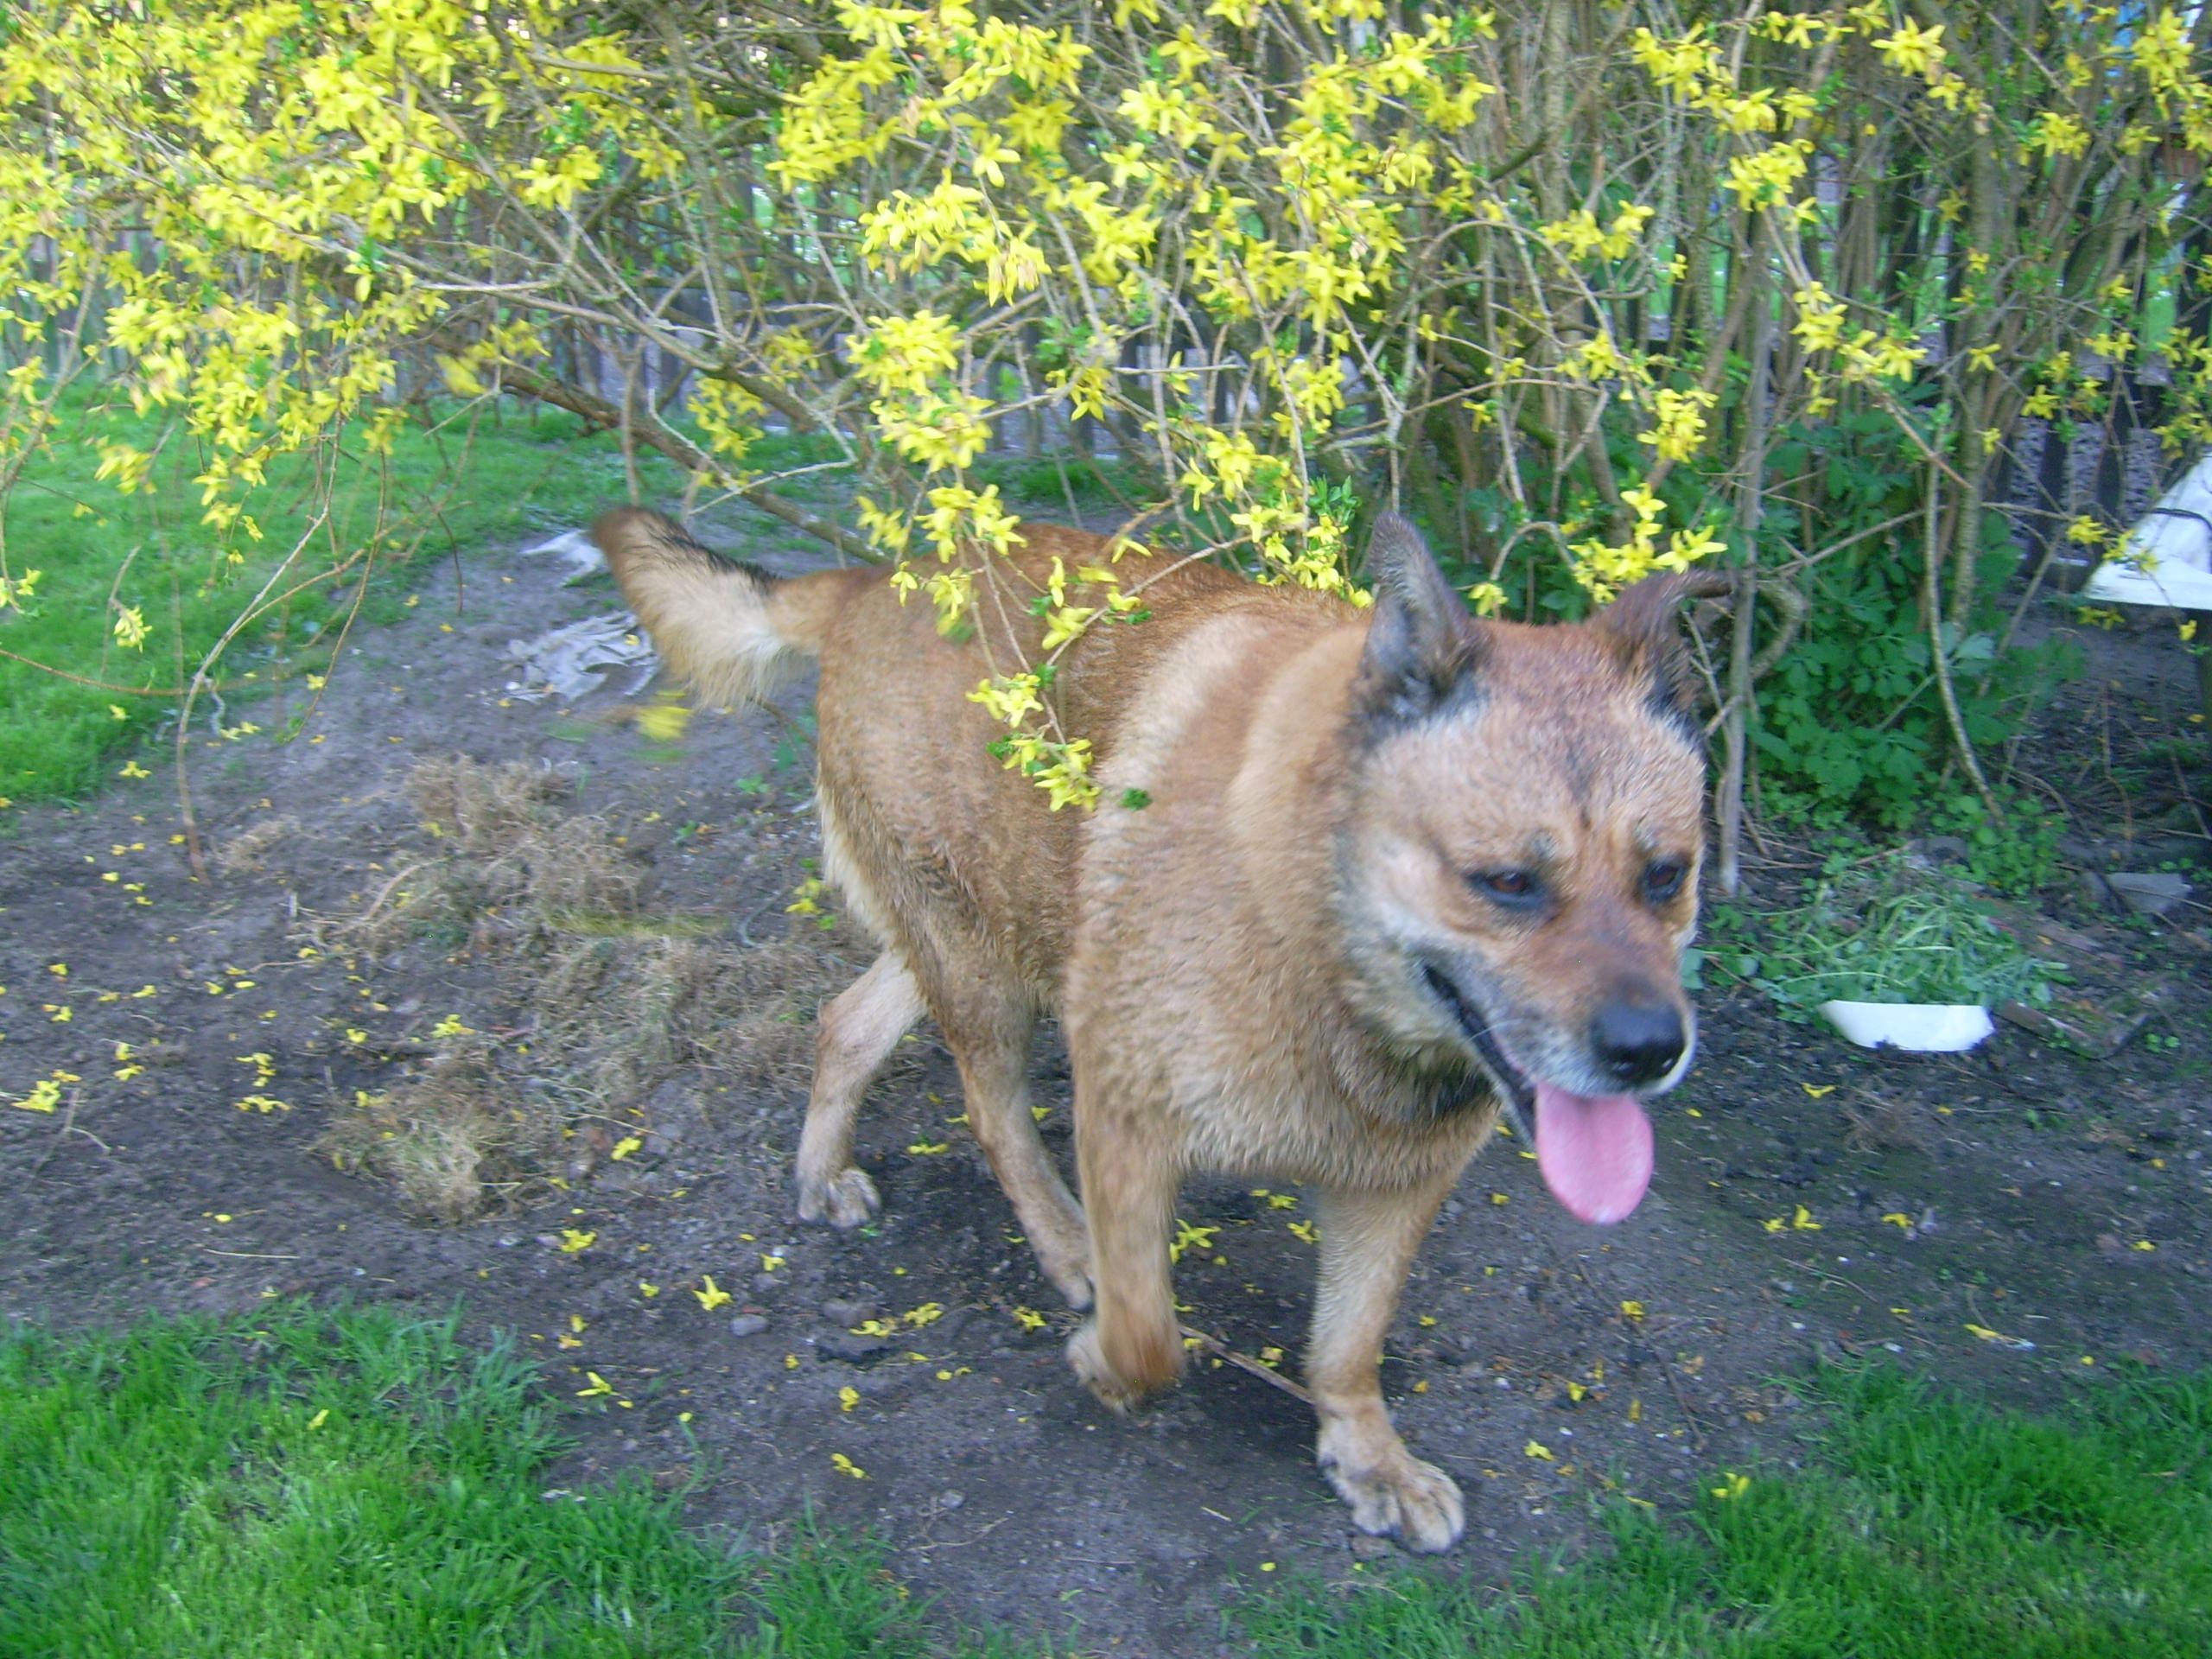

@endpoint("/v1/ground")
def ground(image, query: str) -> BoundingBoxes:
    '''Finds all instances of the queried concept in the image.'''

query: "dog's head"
[1337,512,1719,1225]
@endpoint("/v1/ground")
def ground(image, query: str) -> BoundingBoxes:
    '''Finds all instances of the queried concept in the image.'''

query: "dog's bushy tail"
[593,508,844,708]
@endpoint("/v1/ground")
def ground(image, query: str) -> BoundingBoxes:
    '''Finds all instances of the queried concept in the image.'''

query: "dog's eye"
[1642,859,1688,903]
[1471,869,1543,908]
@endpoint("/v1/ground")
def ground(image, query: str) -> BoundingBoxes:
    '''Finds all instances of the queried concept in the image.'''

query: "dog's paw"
[795,1166,880,1229]
[1065,1319,1174,1412]
[1319,1446,1465,1554]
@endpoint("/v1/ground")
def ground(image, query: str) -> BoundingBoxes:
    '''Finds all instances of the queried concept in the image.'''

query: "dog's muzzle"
[1421,960,1665,1227]
[1420,963,1535,1139]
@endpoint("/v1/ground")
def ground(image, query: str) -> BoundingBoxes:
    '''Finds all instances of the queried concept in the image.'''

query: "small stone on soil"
[823,1297,879,1327]
[728,1313,769,1338]
[817,1332,893,1363]
[2107,871,2193,917]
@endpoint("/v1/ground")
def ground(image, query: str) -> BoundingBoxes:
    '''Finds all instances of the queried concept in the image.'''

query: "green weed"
[1920,790,2066,895]
[1750,416,2078,827]
[1746,854,2062,1012]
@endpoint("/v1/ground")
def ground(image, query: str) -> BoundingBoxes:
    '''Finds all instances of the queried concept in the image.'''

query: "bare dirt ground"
[5,511,2211,1656]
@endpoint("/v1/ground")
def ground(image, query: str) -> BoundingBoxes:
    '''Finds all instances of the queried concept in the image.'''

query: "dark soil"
[5,518,2211,1656]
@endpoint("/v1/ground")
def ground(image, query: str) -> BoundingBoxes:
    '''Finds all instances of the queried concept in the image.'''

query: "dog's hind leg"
[1065,1093,1183,1408]
[1306,1172,1467,1554]
[936,983,1093,1309]
[796,952,925,1228]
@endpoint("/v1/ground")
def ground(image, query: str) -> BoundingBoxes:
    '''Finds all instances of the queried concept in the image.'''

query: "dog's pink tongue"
[1534,1082,1653,1224]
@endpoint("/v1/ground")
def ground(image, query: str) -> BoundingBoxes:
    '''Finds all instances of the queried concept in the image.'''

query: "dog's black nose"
[1590,999,1686,1087]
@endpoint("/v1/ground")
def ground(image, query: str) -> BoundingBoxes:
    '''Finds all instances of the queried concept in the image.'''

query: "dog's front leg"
[1306,1173,1465,1553]
[796,954,924,1228]
[1065,1090,1184,1411]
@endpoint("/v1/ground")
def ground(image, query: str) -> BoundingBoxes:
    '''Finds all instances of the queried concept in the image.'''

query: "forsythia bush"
[0,0,2204,817]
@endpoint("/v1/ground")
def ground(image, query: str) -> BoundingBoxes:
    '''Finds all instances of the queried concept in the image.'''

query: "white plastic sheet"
[2082,451,2212,610]
[1818,1000,1994,1052]
[503,612,656,702]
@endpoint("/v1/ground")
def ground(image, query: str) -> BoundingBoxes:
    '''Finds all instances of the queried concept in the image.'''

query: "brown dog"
[596,506,1709,1553]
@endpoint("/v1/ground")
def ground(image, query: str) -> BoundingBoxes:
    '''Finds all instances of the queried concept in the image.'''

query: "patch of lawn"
[1239,1363,2212,1656]
[0,1302,925,1657]
[12,1305,2205,1657]
[0,398,682,806]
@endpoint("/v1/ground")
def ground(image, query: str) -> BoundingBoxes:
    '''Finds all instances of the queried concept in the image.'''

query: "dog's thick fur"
[598,506,1710,1553]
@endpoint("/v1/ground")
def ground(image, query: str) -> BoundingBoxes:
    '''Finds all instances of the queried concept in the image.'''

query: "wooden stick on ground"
[1179,1323,1315,1406]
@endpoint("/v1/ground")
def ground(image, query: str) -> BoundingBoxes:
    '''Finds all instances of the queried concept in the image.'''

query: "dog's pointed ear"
[1594,567,1732,728]
[1351,512,1481,730]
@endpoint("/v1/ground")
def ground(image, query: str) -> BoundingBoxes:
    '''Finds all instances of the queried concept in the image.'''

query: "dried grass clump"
[531,935,851,1110]
[318,1037,561,1223]
[318,754,883,1221]
[408,755,568,855]
[219,815,298,874]
[334,758,645,953]
[1840,1088,1933,1154]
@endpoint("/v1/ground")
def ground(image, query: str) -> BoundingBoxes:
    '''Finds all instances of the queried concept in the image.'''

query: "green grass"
[9,1306,2209,1657]
[1239,1363,2212,1656]
[968,449,1148,511]
[0,397,685,805]
[0,1302,928,1658]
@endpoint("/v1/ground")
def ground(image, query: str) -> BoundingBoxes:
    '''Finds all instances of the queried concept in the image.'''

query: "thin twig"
[0,648,199,696]
[1922,462,2004,821]
[1652,1350,1707,1452]
[901,1516,1009,1554]
[350,861,435,928]
[1179,1323,1314,1406]
[30,1089,104,1174]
